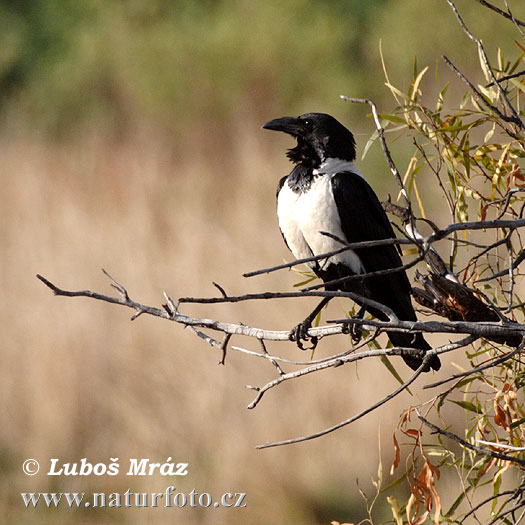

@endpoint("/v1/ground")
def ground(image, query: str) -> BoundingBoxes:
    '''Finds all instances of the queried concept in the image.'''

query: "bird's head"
[262,113,356,168]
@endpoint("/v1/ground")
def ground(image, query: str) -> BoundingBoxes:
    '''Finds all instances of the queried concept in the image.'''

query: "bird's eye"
[303,119,312,128]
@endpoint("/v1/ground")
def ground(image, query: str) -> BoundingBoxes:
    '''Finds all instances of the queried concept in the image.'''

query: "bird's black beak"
[262,116,303,137]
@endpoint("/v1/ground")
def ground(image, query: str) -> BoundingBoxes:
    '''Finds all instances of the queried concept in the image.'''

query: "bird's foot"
[289,320,318,351]
[349,323,363,344]
[347,305,366,344]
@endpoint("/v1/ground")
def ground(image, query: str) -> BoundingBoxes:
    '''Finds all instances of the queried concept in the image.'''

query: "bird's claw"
[350,323,363,344]
[289,321,318,351]
[341,319,363,343]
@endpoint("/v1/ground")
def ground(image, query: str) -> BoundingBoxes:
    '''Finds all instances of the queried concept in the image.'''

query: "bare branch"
[38,272,525,346]
[474,0,525,27]
[256,357,432,449]
[442,55,523,130]
[415,408,525,466]
[423,339,525,389]
[429,217,525,239]
[446,0,524,129]
[303,254,424,292]
[477,440,525,452]
[340,96,412,208]
[219,333,232,365]
[243,236,412,278]
[459,487,525,524]
[180,289,401,322]
[487,70,525,88]
[258,339,285,375]
[247,340,459,410]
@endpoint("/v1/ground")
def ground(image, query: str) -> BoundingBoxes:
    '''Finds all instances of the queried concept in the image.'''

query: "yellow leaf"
[411,66,429,102]
[387,496,404,525]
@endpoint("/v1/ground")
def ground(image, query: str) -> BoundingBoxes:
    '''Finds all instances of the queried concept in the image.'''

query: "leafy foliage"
[359,4,525,524]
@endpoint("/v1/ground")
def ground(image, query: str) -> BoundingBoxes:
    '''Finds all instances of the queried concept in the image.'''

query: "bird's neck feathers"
[286,135,356,170]
[286,138,320,168]
[313,158,364,179]
[285,130,361,191]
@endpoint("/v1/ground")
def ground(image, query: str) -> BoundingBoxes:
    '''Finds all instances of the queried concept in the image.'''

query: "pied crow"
[263,112,440,372]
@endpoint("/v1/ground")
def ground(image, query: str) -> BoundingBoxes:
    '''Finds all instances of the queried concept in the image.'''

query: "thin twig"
[219,333,232,365]
[256,356,431,449]
[258,339,285,375]
[474,0,525,27]
[180,289,400,322]
[248,337,469,410]
[446,0,524,129]
[424,339,524,389]
[303,255,424,292]
[415,408,525,466]
[478,440,525,452]
[340,96,412,208]
[442,55,523,130]
[459,487,524,524]
[243,237,411,278]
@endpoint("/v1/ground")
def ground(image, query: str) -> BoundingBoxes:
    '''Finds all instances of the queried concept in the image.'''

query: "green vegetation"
[0,0,518,137]
[2,1,525,524]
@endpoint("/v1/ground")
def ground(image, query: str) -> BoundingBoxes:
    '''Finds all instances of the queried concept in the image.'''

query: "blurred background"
[1,1,523,523]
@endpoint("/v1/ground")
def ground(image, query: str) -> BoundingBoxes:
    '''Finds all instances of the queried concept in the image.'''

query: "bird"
[262,112,440,372]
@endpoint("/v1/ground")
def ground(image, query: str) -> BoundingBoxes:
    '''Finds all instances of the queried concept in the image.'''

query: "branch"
[340,96,412,209]
[329,316,525,341]
[429,217,525,240]
[180,289,401,322]
[243,236,412,278]
[415,408,525,466]
[38,272,525,346]
[303,254,424,292]
[487,70,525,87]
[446,0,524,129]
[248,335,470,410]
[474,0,525,27]
[459,487,525,524]
[442,55,523,130]
[257,356,432,449]
[37,273,351,341]
[423,339,525,389]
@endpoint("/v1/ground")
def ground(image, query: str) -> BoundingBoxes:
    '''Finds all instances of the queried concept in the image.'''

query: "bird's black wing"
[276,175,288,198]
[330,172,415,321]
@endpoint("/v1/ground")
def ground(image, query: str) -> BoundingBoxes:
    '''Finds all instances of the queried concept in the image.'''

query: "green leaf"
[379,355,412,396]
[510,77,525,94]
[435,81,449,113]
[293,275,316,287]
[492,474,502,514]
[510,416,525,429]
[377,113,407,124]
[384,82,408,102]
[361,129,379,160]
[445,490,467,517]
[460,90,470,109]
[451,400,483,414]
[381,471,409,493]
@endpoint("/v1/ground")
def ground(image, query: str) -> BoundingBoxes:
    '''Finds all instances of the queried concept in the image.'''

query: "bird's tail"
[386,331,441,372]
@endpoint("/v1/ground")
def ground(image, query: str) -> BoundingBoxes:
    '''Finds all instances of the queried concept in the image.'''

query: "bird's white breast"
[277,174,363,274]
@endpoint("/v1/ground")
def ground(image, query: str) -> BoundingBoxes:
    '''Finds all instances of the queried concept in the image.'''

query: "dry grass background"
[1,111,521,524]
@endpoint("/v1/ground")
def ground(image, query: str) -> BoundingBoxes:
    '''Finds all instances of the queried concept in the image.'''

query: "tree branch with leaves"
[38,1,525,522]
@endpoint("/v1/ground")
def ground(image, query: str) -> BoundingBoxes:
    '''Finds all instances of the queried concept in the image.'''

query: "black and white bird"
[262,112,440,372]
